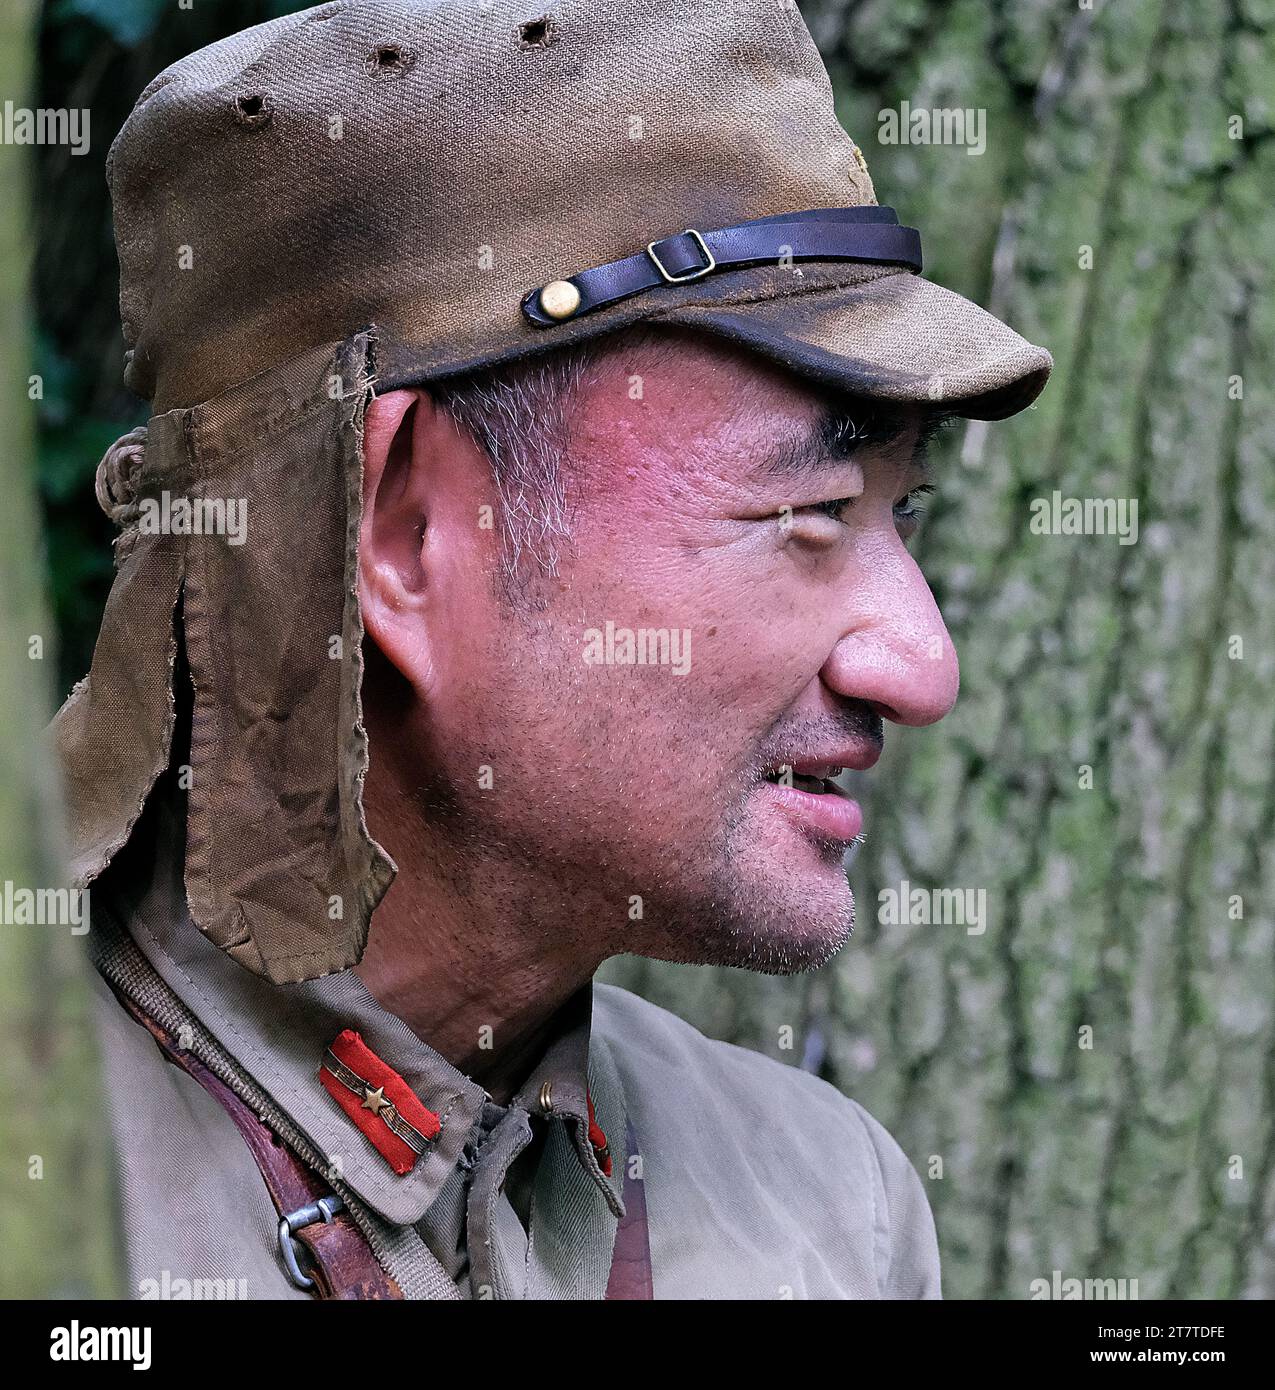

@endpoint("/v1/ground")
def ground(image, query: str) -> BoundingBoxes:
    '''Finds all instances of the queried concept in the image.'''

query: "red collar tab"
[586,1090,612,1177]
[319,1029,441,1176]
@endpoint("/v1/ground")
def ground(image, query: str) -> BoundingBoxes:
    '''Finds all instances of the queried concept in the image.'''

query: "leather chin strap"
[521,205,922,326]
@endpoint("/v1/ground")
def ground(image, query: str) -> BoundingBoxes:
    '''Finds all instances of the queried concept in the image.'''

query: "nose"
[819,543,959,728]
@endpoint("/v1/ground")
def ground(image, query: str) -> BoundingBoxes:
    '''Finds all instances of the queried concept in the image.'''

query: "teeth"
[763,765,844,787]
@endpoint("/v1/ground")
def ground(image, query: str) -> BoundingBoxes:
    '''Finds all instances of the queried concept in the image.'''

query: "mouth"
[759,762,863,846]
[762,764,845,795]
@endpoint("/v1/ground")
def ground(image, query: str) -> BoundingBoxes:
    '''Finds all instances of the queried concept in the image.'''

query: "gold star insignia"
[361,1085,390,1116]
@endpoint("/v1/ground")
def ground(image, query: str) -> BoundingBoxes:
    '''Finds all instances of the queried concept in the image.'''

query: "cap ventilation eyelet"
[367,43,416,77]
[233,92,273,128]
[518,16,556,49]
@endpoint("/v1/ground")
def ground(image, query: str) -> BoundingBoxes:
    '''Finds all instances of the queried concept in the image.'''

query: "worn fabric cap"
[108,0,1050,416]
[54,0,1052,984]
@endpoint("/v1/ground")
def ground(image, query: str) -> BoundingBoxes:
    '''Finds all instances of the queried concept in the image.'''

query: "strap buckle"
[646,228,716,284]
[277,1193,344,1290]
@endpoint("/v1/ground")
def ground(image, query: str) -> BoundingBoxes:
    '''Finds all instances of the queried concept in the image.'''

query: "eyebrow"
[757,403,950,486]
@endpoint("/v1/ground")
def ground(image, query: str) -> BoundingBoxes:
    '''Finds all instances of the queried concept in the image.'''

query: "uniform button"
[539,280,581,320]
[538,1080,554,1114]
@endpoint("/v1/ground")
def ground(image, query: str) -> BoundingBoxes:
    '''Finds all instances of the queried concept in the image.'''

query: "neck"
[353,775,604,1106]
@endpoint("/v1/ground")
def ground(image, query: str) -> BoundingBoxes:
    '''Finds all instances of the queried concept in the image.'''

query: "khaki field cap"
[55,0,1052,984]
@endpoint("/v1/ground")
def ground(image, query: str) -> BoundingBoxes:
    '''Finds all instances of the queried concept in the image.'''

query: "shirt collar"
[99,781,613,1226]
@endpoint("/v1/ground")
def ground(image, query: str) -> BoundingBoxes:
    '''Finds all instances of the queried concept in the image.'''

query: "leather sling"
[115,986,653,1300]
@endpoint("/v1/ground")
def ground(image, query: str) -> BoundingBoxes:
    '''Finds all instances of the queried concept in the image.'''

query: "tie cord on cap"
[94,425,148,528]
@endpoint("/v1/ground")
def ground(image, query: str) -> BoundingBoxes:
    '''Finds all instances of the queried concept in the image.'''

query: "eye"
[793,483,934,526]
[893,483,934,536]
[808,496,855,521]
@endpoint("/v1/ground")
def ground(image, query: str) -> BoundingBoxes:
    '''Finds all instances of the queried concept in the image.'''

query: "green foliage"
[54,0,167,48]
[34,333,137,694]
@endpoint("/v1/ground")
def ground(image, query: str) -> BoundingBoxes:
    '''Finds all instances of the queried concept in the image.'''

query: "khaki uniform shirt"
[92,791,941,1300]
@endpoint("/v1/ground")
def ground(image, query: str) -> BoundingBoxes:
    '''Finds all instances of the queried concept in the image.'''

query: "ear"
[358,387,453,695]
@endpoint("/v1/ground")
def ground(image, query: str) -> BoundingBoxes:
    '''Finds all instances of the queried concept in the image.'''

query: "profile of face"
[358,330,959,979]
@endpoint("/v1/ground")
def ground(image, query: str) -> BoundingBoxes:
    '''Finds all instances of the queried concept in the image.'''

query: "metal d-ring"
[277,1193,345,1290]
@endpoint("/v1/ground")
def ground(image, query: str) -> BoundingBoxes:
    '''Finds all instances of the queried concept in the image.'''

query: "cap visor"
[652,270,1052,421]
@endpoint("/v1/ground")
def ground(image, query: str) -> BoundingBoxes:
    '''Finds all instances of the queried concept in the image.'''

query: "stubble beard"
[417,747,855,977]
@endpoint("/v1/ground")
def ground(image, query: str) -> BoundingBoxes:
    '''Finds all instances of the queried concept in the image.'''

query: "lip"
[779,743,882,778]
[760,778,864,845]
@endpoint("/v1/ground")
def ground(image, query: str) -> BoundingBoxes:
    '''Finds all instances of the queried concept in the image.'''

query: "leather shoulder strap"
[113,987,403,1300]
[108,979,653,1300]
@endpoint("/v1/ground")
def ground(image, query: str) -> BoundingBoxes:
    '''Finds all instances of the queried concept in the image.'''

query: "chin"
[742,805,858,944]
[737,869,855,975]
[645,863,855,976]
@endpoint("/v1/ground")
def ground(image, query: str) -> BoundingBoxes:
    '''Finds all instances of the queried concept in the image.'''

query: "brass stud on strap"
[538,279,581,320]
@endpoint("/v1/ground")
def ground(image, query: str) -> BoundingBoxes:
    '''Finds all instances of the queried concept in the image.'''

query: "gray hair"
[430,326,673,597]
[430,346,595,595]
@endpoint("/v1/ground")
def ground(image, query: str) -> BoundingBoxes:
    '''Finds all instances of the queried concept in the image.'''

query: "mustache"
[752,702,884,773]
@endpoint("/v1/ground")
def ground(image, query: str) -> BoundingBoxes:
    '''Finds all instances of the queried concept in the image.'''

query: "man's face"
[376,333,958,975]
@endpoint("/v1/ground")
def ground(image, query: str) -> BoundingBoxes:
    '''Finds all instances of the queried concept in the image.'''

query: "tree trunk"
[0,0,123,1299]
[603,0,1275,1299]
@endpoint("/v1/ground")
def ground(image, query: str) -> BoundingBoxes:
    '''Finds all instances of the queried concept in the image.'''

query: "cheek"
[571,526,823,722]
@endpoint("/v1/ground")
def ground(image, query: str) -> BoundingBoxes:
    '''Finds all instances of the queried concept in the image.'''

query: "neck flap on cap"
[51,332,396,984]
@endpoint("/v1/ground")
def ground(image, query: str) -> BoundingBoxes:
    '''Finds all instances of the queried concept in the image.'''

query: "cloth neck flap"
[51,332,395,983]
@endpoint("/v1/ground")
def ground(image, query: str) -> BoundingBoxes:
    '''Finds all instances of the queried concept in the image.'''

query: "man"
[57,0,1050,1299]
